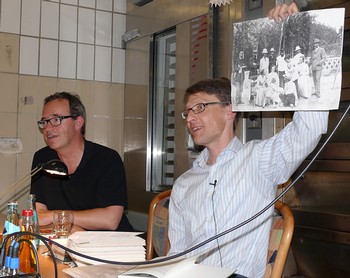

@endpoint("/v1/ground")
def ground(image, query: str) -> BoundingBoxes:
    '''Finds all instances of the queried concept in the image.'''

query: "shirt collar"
[193,137,243,168]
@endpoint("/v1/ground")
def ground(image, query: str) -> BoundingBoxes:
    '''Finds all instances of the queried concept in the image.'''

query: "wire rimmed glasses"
[181,102,229,120]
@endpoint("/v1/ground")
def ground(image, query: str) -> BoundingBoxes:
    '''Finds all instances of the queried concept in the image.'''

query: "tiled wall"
[0,0,126,211]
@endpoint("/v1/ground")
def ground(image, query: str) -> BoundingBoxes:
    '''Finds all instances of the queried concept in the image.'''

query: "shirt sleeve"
[259,111,329,185]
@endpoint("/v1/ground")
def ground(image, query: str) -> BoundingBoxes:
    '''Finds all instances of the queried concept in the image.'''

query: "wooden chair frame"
[270,200,295,278]
[146,189,171,260]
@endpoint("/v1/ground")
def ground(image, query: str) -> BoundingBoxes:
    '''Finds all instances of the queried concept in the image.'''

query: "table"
[38,245,70,278]
[0,217,137,278]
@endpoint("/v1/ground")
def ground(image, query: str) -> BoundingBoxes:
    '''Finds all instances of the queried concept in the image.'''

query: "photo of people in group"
[231,8,344,111]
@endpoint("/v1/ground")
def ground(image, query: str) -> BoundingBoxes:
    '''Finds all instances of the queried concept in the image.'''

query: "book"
[118,255,236,278]
[63,231,146,266]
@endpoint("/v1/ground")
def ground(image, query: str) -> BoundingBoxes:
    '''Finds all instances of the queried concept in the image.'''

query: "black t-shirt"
[30,140,134,231]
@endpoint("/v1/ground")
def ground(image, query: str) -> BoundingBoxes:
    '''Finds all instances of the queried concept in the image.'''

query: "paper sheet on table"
[63,263,135,278]
[65,231,146,266]
[68,231,145,246]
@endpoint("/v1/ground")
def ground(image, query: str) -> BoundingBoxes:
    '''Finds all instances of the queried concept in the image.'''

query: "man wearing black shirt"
[31,92,133,232]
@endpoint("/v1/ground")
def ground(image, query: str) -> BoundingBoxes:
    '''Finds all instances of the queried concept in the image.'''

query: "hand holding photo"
[231,8,344,112]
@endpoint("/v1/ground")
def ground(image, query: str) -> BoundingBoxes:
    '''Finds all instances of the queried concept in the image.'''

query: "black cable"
[7,106,350,270]
[37,234,58,278]
[211,183,223,267]
[8,233,58,278]
[1,236,15,268]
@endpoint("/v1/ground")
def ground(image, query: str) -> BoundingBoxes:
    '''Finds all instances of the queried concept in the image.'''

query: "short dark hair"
[184,77,240,130]
[44,92,86,136]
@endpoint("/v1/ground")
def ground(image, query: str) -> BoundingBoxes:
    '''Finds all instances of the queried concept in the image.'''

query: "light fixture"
[39,160,68,176]
[209,0,232,6]
[0,160,68,204]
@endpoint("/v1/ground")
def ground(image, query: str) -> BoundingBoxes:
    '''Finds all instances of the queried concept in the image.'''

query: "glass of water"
[53,210,74,239]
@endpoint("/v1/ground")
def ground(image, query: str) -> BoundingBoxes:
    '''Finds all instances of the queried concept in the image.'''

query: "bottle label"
[3,220,20,235]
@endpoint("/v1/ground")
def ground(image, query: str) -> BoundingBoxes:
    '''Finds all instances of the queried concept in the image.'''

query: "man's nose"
[186,110,196,122]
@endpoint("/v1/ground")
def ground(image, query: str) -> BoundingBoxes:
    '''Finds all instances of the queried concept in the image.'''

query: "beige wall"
[0,0,126,212]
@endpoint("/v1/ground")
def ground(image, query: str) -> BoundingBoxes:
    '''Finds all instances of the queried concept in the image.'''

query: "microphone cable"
[210,180,223,267]
[3,106,349,275]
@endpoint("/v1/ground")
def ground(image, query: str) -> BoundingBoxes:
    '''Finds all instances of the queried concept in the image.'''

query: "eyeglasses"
[37,115,76,129]
[181,102,229,120]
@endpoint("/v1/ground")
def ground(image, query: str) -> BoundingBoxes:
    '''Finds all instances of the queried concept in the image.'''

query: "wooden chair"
[264,200,295,278]
[146,189,294,278]
[146,189,171,260]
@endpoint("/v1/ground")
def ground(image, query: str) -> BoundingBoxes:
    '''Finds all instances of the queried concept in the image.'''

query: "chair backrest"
[146,189,171,260]
[146,190,294,278]
[264,200,295,278]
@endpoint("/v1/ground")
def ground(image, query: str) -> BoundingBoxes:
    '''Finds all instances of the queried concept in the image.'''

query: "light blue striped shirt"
[168,111,329,277]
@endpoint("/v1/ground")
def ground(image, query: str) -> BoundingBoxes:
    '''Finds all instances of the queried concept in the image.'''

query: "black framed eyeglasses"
[181,102,229,120]
[37,115,77,129]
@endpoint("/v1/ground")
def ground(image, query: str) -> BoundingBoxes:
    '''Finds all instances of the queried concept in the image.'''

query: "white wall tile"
[78,8,95,44]
[79,0,95,8]
[61,0,78,5]
[41,1,59,39]
[96,11,112,46]
[18,113,39,153]
[21,0,41,36]
[40,39,58,77]
[60,5,78,42]
[18,75,39,115]
[77,44,94,80]
[0,33,19,74]
[20,37,39,75]
[59,42,76,79]
[0,154,17,193]
[0,0,21,34]
[95,46,111,82]
[96,0,113,11]
[91,116,109,147]
[113,13,125,48]
[0,73,19,113]
[112,48,125,83]
[114,0,126,14]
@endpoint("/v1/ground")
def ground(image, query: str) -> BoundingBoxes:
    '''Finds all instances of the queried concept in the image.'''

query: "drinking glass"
[53,211,74,239]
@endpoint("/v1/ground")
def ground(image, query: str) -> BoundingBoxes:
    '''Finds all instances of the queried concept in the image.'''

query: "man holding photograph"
[167,3,329,277]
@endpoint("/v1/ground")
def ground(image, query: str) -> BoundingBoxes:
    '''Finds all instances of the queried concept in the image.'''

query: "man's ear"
[226,104,236,120]
[75,116,85,131]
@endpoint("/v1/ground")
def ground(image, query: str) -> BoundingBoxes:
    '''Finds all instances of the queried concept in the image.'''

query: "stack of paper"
[65,231,146,266]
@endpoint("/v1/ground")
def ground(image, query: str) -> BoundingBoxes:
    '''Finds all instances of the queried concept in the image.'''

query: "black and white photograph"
[231,8,344,112]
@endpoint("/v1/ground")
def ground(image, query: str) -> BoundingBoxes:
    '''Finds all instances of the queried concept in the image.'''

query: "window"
[147,28,176,192]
